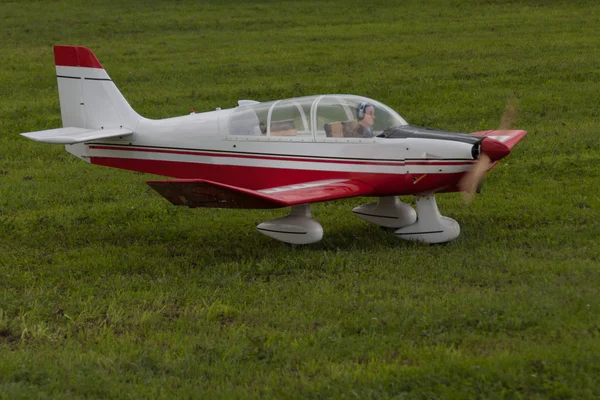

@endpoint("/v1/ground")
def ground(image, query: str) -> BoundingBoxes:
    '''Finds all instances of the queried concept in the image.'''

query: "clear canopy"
[228,95,407,139]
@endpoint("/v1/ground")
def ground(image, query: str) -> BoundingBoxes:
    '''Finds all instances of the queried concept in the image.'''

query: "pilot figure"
[353,102,375,137]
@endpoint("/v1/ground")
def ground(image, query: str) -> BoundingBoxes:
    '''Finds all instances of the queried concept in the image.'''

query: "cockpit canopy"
[228,95,408,140]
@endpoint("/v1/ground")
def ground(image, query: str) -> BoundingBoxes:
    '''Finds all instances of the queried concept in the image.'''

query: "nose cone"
[480,137,510,161]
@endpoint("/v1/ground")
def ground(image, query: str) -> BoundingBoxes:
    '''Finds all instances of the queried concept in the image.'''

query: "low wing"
[147,178,374,209]
[21,127,133,144]
[470,129,527,150]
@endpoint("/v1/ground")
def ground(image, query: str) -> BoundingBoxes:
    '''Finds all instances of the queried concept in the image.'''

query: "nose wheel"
[394,195,460,244]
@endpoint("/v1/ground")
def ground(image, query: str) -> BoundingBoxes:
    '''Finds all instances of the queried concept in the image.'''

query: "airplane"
[21,45,527,245]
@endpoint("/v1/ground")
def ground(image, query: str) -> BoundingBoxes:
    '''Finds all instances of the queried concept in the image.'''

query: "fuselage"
[66,107,479,196]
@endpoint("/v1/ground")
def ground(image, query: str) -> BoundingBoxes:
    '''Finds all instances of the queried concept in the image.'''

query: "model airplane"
[21,46,527,245]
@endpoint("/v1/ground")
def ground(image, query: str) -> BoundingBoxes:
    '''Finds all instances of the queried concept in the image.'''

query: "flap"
[147,179,374,209]
[21,127,133,144]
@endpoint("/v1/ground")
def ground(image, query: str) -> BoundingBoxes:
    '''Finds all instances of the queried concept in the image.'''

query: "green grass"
[1,0,599,398]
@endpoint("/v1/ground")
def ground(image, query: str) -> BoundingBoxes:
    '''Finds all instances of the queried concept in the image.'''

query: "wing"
[147,178,374,209]
[21,127,133,144]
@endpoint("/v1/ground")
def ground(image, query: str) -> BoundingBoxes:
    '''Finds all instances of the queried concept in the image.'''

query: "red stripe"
[88,145,407,166]
[90,157,465,195]
[54,46,103,69]
[89,145,474,166]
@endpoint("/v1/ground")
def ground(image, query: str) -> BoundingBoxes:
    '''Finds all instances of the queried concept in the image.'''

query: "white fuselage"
[66,108,476,195]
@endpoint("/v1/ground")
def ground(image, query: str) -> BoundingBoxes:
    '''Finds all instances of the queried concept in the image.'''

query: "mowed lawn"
[1,0,599,398]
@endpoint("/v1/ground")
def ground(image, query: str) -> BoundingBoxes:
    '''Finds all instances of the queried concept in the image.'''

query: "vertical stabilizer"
[54,46,141,130]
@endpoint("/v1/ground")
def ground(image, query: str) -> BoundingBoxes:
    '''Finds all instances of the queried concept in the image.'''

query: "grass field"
[1,0,599,398]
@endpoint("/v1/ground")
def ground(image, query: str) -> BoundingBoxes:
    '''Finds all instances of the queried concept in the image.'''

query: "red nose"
[480,138,510,161]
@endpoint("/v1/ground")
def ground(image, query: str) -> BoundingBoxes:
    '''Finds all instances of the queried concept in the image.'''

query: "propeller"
[459,96,518,203]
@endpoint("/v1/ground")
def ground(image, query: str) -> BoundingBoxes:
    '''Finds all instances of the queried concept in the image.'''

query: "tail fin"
[54,46,141,130]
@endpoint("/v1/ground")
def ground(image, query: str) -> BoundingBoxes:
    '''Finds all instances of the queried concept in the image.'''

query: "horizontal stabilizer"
[21,127,133,144]
[147,178,374,209]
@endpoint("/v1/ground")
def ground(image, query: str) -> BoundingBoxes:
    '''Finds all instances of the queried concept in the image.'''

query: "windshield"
[314,95,407,138]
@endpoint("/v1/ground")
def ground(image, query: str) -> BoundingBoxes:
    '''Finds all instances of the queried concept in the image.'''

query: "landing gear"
[257,196,460,245]
[256,204,323,245]
[394,195,460,244]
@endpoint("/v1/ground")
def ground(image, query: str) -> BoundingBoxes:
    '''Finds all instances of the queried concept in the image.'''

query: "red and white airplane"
[22,46,527,245]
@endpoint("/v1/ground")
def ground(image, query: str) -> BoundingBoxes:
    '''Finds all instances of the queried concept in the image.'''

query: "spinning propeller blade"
[498,94,519,131]
[460,153,491,203]
[459,96,518,203]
